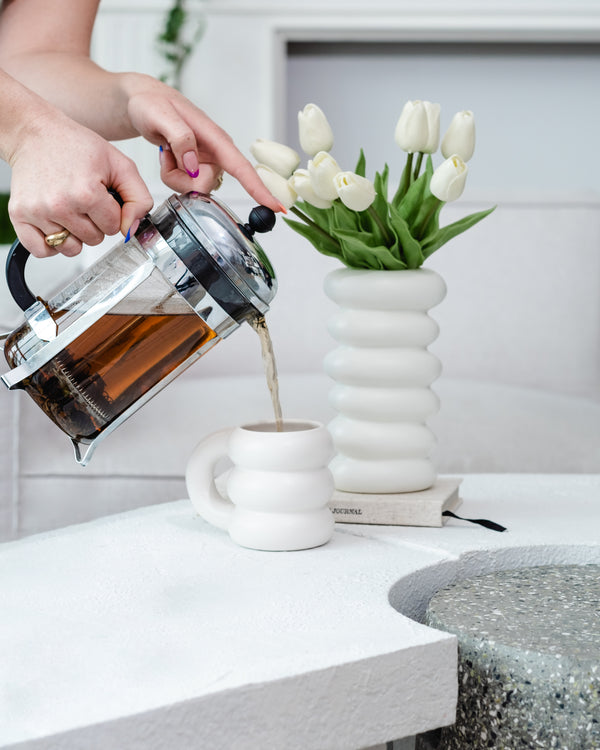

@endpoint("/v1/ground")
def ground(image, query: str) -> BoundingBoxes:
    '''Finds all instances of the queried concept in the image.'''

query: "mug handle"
[185,428,234,530]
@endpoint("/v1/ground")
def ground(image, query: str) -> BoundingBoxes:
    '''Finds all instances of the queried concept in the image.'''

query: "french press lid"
[150,192,277,321]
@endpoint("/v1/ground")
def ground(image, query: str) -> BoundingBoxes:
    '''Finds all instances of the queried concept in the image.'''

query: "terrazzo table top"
[1,474,599,750]
[423,564,600,749]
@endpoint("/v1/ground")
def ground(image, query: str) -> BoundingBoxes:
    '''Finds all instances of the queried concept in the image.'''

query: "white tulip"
[307,151,341,201]
[441,111,476,162]
[334,171,376,212]
[394,100,441,154]
[298,103,334,156]
[255,164,297,209]
[429,155,468,202]
[250,138,300,178]
[289,169,333,209]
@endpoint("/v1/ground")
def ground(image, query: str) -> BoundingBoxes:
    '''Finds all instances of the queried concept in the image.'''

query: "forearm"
[0,51,152,142]
[0,66,64,165]
[0,0,138,141]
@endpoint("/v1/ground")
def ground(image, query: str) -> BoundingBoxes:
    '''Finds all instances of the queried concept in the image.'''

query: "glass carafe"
[2,192,277,465]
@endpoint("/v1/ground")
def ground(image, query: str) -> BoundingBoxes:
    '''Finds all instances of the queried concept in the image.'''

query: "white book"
[329,477,463,527]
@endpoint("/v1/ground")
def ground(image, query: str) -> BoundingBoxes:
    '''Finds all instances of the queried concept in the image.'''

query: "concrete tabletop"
[423,563,600,748]
[1,474,599,750]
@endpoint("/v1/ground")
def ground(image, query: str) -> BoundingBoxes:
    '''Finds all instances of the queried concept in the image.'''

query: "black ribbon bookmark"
[442,510,507,533]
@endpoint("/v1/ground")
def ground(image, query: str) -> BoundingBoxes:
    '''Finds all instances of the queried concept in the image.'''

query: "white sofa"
[1,195,599,540]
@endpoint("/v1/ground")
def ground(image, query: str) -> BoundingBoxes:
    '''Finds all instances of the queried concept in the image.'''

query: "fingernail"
[278,202,288,214]
[183,150,200,179]
[124,219,140,243]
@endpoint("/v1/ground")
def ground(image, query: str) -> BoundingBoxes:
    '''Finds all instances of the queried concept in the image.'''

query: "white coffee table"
[1,474,599,750]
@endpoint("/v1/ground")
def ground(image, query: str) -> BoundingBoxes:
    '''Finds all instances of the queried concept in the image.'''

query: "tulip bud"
[394,100,441,154]
[298,103,334,156]
[255,164,297,209]
[429,155,468,202]
[250,138,300,178]
[441,111,476,162]
[289,169,333,209]
[334,171,376,212]
[307,151,341,201]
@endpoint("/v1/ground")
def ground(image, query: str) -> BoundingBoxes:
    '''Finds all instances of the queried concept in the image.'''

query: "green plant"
[286,149,494,270]
[156,0,205,91]
[0,193,16,245]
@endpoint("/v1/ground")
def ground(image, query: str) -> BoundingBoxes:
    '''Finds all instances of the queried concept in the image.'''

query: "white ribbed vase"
[323,268,447,494]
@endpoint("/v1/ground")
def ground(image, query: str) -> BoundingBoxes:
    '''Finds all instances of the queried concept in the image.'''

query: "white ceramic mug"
[185,419,335,551]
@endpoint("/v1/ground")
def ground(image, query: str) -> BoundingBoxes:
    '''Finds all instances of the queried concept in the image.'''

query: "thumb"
[107,178,153,238]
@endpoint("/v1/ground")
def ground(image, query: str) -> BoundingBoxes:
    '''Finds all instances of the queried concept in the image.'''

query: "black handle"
[6,239,35,310]
[5,188,125,311]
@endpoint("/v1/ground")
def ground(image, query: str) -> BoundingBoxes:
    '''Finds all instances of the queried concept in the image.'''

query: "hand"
[7,110,153,258]
[125,77,283,212]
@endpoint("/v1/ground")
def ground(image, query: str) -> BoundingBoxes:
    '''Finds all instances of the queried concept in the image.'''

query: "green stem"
[367,205,394,247]
[413,152,424,181]
[290,206,342,249]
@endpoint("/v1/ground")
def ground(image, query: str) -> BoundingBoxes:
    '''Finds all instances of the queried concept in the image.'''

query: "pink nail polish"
[183,151,200,179]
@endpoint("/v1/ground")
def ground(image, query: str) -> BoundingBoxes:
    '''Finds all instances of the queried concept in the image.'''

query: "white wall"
[285,40,600,195]
[94,0,600,197]
[87,1,600,399]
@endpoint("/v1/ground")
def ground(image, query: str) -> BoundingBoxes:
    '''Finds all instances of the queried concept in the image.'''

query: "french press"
[1,192,277,465]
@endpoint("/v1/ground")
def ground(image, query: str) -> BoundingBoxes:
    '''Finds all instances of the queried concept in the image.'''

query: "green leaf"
[335,229,407,270]
[374,164,389,202]
[160,3,186,43]
[294,201,332,234]
[357,205,383,244]
[355,149,366,178]
[422,206,497,259]
[388,204,424,269]
[331,200,361,233]
[0,193,15,244]
[392,152,413,207]
[418,200,443,242]
[357,166,393,245]
[362,246,408,270]
[398,155,434,231]
[411,193,442,240]
[282,217,342,260]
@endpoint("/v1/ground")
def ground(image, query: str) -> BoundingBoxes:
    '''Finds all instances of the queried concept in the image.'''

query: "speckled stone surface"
[417,564,600,750]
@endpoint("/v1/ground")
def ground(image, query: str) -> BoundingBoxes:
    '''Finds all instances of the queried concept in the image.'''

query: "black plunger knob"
[247,206,276,235]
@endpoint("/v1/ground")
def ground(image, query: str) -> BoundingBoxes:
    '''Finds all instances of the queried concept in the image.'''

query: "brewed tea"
[16,311,216,441]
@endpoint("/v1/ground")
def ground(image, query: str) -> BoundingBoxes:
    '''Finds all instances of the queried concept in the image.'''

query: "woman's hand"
[7,109,153,258]
[125,75,282,212]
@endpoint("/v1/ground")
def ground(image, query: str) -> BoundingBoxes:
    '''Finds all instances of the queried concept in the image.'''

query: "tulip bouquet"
[251,101,494,270]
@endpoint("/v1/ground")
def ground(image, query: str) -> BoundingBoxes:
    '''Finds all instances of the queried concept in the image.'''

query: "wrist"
[0,95,61,167]
[115,71,166,137]
[119,71,161,97]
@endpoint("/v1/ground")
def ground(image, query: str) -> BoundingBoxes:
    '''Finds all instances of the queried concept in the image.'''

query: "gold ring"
[214,173,224,191]
[44,229,70,247]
